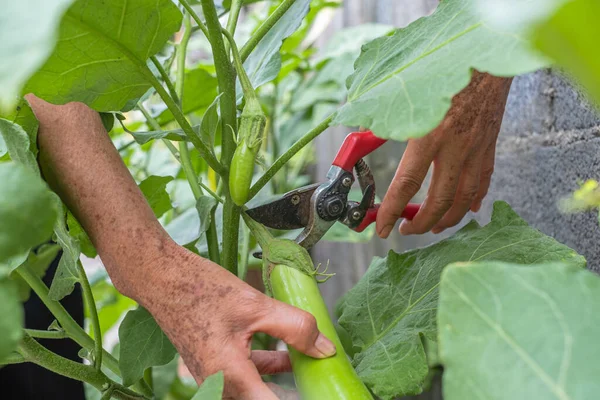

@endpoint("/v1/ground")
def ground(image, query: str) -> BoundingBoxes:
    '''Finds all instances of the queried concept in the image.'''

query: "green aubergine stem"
[242,213,373,400]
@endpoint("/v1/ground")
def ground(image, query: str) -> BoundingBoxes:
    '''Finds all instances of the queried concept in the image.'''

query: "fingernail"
[399,220,412,235]
[471,201,482,212]
[432,227,443,234]
[378,224,393,238]
[315,333,336,357]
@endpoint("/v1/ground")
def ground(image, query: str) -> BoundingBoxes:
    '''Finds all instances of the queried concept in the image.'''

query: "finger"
[253,299,336,359]
[400,154,462,235]
[266,383,300,400]
[376,140,435,238]
[432,157,481,233]
[251,350,292,375]
[225,358,279,400]
[471,141,497,212]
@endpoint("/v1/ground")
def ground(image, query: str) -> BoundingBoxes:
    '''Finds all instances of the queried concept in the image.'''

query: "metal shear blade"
[245,183,320,230]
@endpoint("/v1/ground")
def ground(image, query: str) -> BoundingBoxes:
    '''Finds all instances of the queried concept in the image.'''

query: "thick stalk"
[15,265,153,398]
[199,0,240,274]
[248,114,333,199]
[76,260,103,370]
[18,335,147,400]
[242,214,372,399]
[239,0,296,62]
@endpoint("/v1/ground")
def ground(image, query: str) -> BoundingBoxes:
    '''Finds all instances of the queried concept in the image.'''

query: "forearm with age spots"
[27,95,173,300]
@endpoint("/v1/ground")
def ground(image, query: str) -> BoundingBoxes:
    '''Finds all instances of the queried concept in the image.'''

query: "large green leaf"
[139,175,174,218]
[476,0,599,106]
[24,0,182,111]
[191,371,224,400]
[0,163,57,261]
[336,202,585,399]
[118,306,176,386]
[239,0,310,98]
[533,0,600,106]
[439,261,600,400]
[333,0,549,142]
[0,0,74,112]
[0,270,23,362]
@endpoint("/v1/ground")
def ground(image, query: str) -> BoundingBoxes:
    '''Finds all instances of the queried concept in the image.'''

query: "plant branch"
[18,334,148,400]
[239,0,296,62]
[179,0,209,38]
[25,328,68,339]
[177,12,204,200]
[150,56,180,106]
[76,260,103,370]
[0,352,26,365]
[136,103,180,158]
[142,67,225,176]
[199,0,240,274]
[199,180,224,203]
[226,0,243,35]
[248,114,333,199]
[15,265,153,398]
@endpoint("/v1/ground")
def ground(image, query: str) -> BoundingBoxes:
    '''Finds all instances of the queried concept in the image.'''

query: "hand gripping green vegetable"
[222,29,266,206]
[242,213,373,400]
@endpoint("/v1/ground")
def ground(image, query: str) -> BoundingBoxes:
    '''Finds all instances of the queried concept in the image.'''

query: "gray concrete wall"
[312,1,600,399]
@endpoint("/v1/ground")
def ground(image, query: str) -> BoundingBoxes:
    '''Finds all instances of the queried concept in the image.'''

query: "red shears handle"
[353,203,420,233]
[332,130,387,172]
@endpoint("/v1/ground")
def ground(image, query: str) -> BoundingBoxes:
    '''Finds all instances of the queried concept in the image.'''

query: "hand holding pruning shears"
[248,72,513,246]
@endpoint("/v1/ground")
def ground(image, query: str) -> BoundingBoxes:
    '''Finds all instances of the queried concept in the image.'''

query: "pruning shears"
[246,130,421,253]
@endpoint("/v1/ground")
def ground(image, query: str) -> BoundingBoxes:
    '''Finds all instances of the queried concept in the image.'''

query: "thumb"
[253,299,336,359]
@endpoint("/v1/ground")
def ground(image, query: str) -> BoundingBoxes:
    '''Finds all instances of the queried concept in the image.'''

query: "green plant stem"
[150,56,180,106]
[18,334,148,400]
[199,0,240,274]
[175,14,220,265]
[226,0,243,36]
[0,352,26,365]
[178,0,209,38]
[118,140,136,153]
[25,329,69,339]
[76,260,103,370]
[239,222,251,281]
[136,103,180,158]
[176,13,192,107]
[199,181,224,203]
[176,13,203,199]
[249,114,333,199]
[142,68,224,176]
[239,0,296,62]
[15,265,153,398]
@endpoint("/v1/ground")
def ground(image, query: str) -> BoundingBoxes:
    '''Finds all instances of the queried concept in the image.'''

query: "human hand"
[133,241,335,400]
[376,71,513,237]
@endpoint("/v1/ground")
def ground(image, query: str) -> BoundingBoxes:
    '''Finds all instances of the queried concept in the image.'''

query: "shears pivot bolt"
[342,177,352,187]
